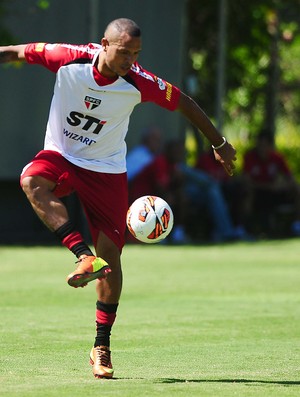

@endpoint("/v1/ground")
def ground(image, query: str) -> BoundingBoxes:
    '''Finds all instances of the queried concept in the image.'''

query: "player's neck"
[96,54,118,79]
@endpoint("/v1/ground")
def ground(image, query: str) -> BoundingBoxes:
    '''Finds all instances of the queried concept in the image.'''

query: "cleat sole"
[67,266,111,288]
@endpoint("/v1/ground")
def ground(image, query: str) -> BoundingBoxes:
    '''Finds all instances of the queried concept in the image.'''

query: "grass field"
[0,240,300,396]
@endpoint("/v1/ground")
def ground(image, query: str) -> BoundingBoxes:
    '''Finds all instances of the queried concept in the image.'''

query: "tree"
[0,0,15,44]
[186,0,300,142]
[0,0,50,45]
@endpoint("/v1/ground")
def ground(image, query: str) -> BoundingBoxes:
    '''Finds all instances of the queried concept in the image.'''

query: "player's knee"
[21,176,35,195]
[21,175,54,199]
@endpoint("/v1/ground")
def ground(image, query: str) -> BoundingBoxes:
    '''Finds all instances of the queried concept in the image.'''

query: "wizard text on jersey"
[63,110,107,146]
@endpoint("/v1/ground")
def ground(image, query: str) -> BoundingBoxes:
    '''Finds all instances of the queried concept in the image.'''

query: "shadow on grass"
[156,378,300,386]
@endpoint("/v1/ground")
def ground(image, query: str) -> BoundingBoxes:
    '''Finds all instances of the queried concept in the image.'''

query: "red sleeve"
[128,63,181,111]
[24,42,98,73]
[271,152,292,176]
[139,156,170,188]
[196,152,229,181]
[152,156,171,188]
[242,151,254,174]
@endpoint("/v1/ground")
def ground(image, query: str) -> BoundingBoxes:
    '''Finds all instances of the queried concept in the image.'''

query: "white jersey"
[25,42,180,173]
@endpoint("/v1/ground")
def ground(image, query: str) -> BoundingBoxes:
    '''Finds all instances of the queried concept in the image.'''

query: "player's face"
[102,33,142,77]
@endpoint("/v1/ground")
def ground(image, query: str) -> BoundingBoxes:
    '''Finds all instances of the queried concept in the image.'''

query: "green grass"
[1,240,300,396]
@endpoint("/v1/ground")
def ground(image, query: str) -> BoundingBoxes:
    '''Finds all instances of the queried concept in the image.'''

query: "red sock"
[96,310,117,326]
[94,301,118,347]
[54,221,93,257]
[61,231,84,250]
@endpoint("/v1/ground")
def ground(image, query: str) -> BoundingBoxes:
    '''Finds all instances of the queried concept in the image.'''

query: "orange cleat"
[90,346,114,379]
[67,255,111,288]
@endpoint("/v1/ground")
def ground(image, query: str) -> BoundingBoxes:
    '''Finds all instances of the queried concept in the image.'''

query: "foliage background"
[186,0,300,176]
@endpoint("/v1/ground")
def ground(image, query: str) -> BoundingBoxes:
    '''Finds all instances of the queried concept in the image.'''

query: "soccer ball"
[126,195,174,243]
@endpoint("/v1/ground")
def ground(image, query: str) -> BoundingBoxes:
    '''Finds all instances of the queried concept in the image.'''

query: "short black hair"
[105,18,141,38]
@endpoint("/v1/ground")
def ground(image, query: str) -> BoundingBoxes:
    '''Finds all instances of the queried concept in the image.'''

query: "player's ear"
[101,38,109,51]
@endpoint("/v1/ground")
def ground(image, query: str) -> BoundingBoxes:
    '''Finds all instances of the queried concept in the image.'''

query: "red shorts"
[20,150,128,251]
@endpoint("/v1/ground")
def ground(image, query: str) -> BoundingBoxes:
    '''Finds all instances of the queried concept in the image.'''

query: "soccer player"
[243,131,300,236]
[0,18,236,378]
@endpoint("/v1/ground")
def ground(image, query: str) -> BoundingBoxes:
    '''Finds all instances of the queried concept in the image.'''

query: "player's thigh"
[20,150,75,197]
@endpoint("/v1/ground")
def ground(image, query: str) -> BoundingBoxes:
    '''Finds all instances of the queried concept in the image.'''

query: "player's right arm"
[1,43,97,72]
[0,45,27,63]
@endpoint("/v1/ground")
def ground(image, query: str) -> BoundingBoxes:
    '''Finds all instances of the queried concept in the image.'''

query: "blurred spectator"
[195,147,251,238]
[126,126,163,182]
[242,131,300,237]
[128,139,187,243]
[129,139,243,243]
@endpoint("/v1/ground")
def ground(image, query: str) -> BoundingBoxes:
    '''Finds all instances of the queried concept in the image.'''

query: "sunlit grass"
[1,240,300,396]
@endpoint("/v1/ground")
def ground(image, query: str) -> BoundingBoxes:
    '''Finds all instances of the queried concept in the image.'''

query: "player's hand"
[213,142,237,176]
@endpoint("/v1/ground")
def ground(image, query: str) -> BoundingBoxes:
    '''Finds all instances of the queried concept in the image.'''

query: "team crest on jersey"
[84,95,101,110]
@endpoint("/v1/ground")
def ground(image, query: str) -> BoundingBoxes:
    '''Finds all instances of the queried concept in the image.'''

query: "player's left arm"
[176,91,236,176]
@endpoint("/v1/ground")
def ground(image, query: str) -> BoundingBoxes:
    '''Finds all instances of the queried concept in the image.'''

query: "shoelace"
[74,255,94,267]
[75,255,89,264]
[95,347,111,367]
